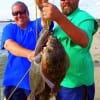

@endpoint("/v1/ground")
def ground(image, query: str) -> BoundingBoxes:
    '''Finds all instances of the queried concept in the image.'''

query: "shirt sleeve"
[49,21,54,32]
[78,19,98,47]
[1,23,16,49]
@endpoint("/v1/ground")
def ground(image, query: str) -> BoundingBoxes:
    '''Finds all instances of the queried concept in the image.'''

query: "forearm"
[56,14,88,48]
[4,39,34,59]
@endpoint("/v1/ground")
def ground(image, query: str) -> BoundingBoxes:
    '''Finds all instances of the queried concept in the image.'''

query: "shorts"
[4,86,31,100]
[56,84,95,100]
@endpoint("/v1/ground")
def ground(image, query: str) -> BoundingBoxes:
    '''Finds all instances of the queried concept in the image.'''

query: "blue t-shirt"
[1,18,43,90]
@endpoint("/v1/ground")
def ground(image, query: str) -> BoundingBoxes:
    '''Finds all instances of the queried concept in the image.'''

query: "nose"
[17,13,22,17]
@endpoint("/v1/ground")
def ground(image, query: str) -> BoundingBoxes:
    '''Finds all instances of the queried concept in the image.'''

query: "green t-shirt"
[53,8,98,88]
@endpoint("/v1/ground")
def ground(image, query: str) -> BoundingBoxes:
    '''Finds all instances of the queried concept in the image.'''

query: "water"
[0,22,9,47]
[0,22,9,80]
[0,22,9,99]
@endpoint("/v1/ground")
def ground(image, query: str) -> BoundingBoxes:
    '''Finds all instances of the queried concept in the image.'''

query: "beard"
[62,9,72,16]
[60,3,78,16]
[61,6,73,16]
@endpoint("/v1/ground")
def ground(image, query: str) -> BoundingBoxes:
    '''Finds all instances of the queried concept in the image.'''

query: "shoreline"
[91,27,100,65]
[91,27,100,100]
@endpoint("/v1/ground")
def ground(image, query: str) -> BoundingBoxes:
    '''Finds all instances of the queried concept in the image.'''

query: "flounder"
[28,28,69,100]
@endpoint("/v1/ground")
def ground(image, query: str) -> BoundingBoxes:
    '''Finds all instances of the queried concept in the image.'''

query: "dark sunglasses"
[12,9,26,16]
[60,0,66,1]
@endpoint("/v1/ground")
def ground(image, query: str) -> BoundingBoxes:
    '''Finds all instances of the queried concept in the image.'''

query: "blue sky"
[0,0,100,20]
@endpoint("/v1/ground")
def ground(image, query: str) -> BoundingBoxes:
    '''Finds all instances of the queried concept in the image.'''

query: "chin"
[18,23,26,29]
[63,10,73,16]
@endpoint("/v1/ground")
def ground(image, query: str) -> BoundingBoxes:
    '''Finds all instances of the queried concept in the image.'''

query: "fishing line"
[7,67,31,100]
[35,0,39,42]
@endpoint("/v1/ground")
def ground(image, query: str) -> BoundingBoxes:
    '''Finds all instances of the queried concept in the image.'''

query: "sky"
[0,0,100,20]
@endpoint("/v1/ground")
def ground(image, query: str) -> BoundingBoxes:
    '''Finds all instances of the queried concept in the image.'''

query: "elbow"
[4,42,9,50]
[4,39,13,51]
[81,36,88,48]
[82,41,88,48]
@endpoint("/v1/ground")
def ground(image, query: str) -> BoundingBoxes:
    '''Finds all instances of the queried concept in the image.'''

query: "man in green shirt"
[38,0,98,99]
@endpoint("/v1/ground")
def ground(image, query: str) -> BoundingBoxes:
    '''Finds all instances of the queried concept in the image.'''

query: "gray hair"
[12,1,29,13]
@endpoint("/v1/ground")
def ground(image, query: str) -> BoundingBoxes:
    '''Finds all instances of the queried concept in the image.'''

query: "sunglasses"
[60,0,67,1]
[12,9,26,16]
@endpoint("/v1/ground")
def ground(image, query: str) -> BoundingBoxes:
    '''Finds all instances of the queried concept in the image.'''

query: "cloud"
[0,0,100,20]
[96,1,100,5]
[79,0,100,18]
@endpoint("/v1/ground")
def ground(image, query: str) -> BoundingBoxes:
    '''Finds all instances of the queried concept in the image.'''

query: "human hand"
[35,0,48,7]
[41,3,61,22]
[27,51,35,62]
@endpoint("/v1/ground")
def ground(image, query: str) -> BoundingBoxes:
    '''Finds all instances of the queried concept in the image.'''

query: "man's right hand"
[35,0,48,7]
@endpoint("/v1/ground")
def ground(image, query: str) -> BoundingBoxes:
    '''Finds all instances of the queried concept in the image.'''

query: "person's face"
[12,4,29,28]
[60,0,79,15]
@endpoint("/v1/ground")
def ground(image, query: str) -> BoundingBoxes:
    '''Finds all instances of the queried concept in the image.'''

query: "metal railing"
[0,87,4,100]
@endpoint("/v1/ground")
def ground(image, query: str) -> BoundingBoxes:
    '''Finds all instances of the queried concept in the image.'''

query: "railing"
[0,87,4,100]
[0,50,7,100]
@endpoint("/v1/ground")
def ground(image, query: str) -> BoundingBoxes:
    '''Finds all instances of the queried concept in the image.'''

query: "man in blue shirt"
[1,1,51,100]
